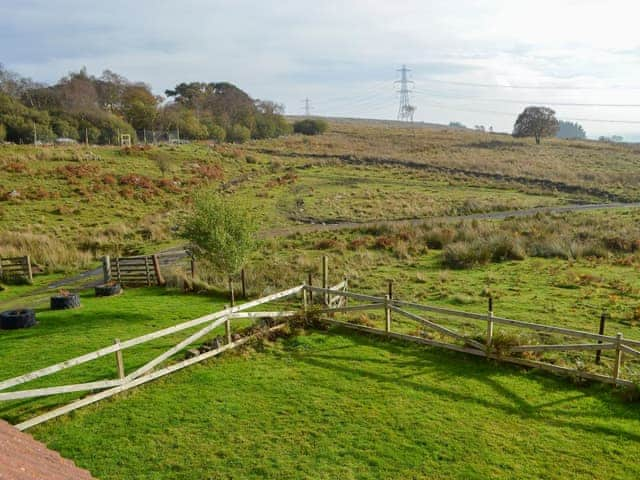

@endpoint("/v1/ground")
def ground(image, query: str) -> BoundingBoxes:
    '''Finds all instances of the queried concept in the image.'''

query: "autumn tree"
[513,106,559,144]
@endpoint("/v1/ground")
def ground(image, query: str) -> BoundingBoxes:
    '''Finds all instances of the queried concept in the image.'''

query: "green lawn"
[30,330,640,480]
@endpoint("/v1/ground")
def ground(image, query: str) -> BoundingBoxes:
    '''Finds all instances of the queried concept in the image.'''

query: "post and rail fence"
[3,256,640,432]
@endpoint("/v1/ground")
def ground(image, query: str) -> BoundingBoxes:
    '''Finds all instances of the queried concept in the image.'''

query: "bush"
[181,192,257,274]
[293,119,328,135]
[208,124,226,143]
[442,241,491,269]
[0,123,6,141]
[227,124,251,143]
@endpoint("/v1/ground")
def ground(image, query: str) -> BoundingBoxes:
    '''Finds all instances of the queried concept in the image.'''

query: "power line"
[420,101,640,125]
[302,98,311,116]
[420,77,640,91]
[413,88,640,108]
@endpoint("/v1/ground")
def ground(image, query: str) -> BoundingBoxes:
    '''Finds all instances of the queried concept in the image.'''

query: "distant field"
[2,120,636,270]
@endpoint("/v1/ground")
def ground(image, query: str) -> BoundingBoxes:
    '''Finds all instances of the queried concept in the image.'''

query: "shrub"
[181,192,257,275]
[208,124,226,143]
[443,241,490,269]
[0,123,6,141]
[227,124,251,144]
[153,151,176,177]
[293,119,328,135]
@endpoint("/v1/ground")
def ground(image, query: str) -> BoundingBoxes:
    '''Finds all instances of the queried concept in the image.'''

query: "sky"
[1,0,640,139]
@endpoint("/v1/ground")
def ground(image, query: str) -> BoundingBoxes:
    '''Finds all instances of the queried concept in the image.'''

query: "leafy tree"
[227,124,251,143]
[293,119,328,135]
[121,84,159,131]
[556,120,586,140]
[513,106,559,144]
[181,192,257,275]
[205,122,226,143]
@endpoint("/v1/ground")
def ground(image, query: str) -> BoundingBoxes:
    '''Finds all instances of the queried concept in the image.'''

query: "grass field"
[3,122,638,270]
[29,329,640,480]
[3,120,640,478]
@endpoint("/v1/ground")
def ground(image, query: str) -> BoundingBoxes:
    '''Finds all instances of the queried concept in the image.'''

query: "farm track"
[254,149,631,203]
[264,201,640,237]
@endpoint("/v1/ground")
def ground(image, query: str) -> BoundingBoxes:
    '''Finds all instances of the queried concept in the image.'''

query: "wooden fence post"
[388,280,393,300]
[241,268,247,299]
[613,332,623,381]
[385,294,392,333]
[228,278,235,307]
[225,311,232,344]
[102,255,111,284]
[308,273,313,304]
[343,276,349,307]
[144,256,152,286]
[25,255,33,283]
[486,297,494,354]
[190,257,196,279]
[114,339,125,379]
[595,312,607,365]
[303,286,308,319]
[114,257,121,284]
[322,256,329,306]
[152,254,164,286]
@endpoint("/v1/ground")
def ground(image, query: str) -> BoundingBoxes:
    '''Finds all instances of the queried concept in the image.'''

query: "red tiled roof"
[0,420,96,480]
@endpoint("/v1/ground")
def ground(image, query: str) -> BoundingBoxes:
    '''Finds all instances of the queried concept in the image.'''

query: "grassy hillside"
[3,121,638,271]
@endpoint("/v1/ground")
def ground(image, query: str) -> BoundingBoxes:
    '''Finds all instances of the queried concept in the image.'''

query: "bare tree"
[513,106,559,144]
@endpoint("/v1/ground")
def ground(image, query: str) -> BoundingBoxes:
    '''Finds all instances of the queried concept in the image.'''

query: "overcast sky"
[2,0,640,139]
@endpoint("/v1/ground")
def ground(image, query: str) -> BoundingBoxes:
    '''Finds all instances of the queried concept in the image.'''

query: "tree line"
[0,64,291,144]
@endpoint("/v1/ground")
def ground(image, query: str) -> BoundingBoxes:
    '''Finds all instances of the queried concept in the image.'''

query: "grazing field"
[28,330,640,480]
[3,120,640,479]
[4,121,639,271]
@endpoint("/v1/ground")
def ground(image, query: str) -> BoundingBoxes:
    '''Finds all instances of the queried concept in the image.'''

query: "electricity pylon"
[395,65,416,122]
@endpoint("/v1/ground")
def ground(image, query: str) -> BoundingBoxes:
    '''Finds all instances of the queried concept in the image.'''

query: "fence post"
[25,255,33,283]
[322,256,329,306]
[308,273,313,304]
[385,294,392,333]
[152,254,164,286]
[303,285,309,320]
[144,256,152,286]
[102,255,111,284]
[343,276,348,307]
[190,256,196,279]
[595,312,607,365]
[228,278,235,307]
[486,297,494,355]
[241,268,247,299]
[225,313,232,345]
[613,332,623,382]
[114,339,125,379]
[388,280,393,300]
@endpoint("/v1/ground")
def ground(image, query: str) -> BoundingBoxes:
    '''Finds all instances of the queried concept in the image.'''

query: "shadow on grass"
[287,328,640,443]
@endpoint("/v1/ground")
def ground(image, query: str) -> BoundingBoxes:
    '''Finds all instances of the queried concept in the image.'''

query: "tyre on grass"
[50,293,81,310]
[95,283,123,297]
[0,309,37,329]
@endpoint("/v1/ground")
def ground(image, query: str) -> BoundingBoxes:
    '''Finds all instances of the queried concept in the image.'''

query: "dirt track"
[3,202,640,310]
[264,202,640,237]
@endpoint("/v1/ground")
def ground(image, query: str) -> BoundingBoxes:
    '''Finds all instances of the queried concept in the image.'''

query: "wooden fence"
[308,286,640,388]
[3,271,639,431]
[0,256,33,284]
[103,250,191,287]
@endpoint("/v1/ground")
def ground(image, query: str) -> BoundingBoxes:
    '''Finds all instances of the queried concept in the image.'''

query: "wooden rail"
[307,285,640,388]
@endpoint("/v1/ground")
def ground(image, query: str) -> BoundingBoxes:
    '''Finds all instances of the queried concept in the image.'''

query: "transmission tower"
[303,98,312,117]
[395,65,416,122]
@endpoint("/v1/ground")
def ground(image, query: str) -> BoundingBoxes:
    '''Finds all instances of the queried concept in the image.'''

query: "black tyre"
[50,293,81,310]
[95,284,122,297]
[0,309,37,329]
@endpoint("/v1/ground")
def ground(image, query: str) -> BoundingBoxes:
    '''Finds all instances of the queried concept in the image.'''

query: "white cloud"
[2,0,640,138]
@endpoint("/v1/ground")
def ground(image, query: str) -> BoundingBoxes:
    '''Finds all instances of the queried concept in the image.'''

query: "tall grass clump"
[0,231,93,272]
